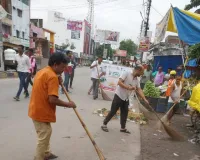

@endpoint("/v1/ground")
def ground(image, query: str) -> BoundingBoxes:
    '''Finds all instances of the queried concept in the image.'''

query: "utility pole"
[140,0,152,63]
[144,0,152,36]
[87,0,94,57]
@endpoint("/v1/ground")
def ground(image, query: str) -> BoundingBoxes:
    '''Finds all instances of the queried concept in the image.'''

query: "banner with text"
[100,64,132,92]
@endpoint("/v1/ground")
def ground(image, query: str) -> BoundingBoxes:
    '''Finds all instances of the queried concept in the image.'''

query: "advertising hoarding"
[95,29,120,44]
[67,20,83,31]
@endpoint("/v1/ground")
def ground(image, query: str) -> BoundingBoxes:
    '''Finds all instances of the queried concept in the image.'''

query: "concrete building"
[11,0,30,48]
[41,11,93,64]
[0,0,30,71]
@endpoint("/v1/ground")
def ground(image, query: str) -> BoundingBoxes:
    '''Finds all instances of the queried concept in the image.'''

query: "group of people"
[28,53,149,160]
[13,45,36,101]
[25,50,185,160]
[13,48,76,102]
[62,50,76,93]
[140,64,184,122]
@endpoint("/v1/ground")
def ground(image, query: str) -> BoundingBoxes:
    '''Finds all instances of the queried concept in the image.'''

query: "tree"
[61,43,70,50]
[188,43,200,59]
[70,43,76,50]
[119,39,137,56]
[95,44,114,59]
[185,0,200,10]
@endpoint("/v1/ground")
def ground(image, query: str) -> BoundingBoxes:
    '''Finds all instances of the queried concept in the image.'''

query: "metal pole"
[144,0,152,37]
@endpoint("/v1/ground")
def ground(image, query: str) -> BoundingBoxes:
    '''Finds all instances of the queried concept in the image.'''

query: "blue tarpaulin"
[153,55,183,72]
[184,59,198,78]
[172,7,200,45]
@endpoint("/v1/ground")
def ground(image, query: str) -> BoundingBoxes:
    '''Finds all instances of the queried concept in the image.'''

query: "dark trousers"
[91,78,99,98]
[69,71,74,88]
[64,72,71,92]
[16,72,28,98]
[140,83,145,90]
[104,94,129,129]
[25,73,33,95]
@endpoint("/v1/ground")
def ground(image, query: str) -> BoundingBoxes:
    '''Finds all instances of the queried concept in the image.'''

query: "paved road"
[0,67,141,160]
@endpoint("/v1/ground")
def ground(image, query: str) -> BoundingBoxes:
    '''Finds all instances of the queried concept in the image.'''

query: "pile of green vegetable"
[143,80,160,98]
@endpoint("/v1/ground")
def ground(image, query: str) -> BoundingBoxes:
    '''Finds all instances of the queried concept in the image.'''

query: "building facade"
[41,11,94,64]
[0,0,30,71]
[11,0,30,48]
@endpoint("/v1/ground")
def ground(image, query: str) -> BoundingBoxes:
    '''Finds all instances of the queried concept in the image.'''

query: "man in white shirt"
[14,45,31,101]
[90,56,106,100]
[101,65,149,133]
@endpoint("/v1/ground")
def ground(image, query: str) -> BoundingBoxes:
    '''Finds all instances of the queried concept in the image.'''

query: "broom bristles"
[101,88,112,101]
[134,93,155,120]
[138,102,156,120]
[162,122,185,141]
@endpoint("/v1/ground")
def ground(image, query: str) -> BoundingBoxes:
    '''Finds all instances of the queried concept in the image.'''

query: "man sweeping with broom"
[90,56,106,100]
[28,53,76,160]
[101,65,148,133]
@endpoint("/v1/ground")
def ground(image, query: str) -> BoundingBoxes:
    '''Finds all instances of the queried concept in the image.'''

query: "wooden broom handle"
[61,84,106,160]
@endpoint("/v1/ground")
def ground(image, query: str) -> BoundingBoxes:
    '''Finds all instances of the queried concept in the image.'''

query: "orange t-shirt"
[28,66,59,122]
[166,79,175,97]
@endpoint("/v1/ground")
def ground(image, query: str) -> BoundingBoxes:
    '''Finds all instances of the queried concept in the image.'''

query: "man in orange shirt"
[28,53,76,160]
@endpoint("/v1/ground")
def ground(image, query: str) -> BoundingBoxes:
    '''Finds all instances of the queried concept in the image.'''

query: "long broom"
[61,84,106,160]
[132,91,156,120]
[136,90,184,141]
[96,62,112,101]
[157,86,189,130]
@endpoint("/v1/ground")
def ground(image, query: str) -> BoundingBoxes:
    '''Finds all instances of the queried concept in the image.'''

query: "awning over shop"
[155,7,200,45]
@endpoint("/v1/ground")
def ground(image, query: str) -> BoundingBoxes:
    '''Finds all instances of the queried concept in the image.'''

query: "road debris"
[93,108,147,124]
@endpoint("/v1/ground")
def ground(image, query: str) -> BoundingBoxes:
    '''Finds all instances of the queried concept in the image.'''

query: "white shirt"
[90,61,105,79]
[116,70,140,101]
[15,53,30,72]
[168,81,182,103]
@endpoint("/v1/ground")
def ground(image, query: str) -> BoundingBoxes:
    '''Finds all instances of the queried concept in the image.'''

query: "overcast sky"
[31,0,193,44]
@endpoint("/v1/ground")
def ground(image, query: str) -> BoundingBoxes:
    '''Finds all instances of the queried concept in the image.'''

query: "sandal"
[120,129,131,134]
[101,126,109,132]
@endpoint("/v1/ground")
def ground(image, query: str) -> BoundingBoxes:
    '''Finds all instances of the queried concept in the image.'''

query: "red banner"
[67,21,83,31]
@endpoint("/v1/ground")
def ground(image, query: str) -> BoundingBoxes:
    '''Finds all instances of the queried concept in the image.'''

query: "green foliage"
[61,43,70,50]
[95,44,114,59]
[143,81,160,98]
[119,39,137,56]
[70,43,76,50]
[185,0,200,10]
[188,43,200,59]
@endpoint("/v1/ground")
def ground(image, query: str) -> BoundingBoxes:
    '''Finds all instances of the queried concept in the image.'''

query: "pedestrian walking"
[14,45,31,101]
[28,53,76,160]
[69,55,76,89]
[25,49,36,97]
[63,51,73,93]
[90,56,106,100]
[101,65,148,133]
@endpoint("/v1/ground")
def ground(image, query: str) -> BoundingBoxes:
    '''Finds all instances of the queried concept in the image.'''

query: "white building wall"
[11,0,30,47]
[45,11,85,57]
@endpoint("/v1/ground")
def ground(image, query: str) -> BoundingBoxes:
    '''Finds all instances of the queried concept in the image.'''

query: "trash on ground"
[93,108,147,125]
[173,153,179,157]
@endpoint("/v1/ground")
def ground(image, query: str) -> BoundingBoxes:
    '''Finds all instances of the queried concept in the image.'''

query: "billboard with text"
[67,20,82,31]
[95,29,120,44]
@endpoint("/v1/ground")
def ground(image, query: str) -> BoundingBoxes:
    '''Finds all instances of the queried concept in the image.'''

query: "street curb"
[0,72,18,79]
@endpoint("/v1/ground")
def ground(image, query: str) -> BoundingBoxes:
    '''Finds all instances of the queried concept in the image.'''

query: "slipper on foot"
[101,126,109,132]
[120,129,131,134]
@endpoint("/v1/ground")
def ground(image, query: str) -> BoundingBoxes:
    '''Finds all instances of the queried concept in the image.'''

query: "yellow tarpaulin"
[167,8,177,33]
